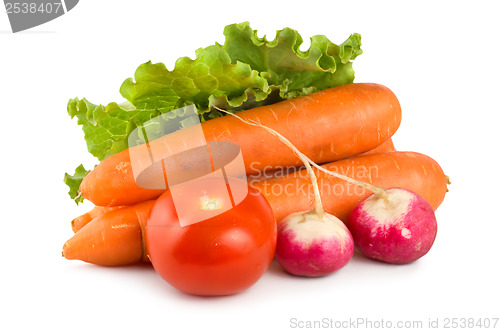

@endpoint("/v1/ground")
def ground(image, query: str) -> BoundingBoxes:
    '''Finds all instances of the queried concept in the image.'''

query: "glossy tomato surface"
[146,176,276,296]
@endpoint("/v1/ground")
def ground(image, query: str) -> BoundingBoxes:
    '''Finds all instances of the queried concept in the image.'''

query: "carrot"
[62,200,154,266]
[71,206,124,233]
[64,151,447,267]
[358,137,395,156]
[252,151,448,223]
[80,83,402,206]
[247,137,396,184]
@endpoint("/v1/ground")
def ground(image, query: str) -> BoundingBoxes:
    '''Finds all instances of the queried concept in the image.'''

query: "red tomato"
[146,176,276,296]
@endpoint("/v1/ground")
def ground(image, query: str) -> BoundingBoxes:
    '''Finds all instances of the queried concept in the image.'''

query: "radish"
[300,157,438,264]
[216,106,438,271]
[276,210,354,277]
[348,188,437,264]
[216,107,355,277]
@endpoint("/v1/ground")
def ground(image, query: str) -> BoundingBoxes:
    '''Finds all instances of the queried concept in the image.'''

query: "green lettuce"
[64,164,92,204]
[65,22,362,203]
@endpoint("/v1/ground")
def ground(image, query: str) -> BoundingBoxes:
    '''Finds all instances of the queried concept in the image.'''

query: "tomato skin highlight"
[146,177,277,296]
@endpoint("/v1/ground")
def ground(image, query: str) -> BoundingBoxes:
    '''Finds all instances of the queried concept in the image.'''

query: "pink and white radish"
[276,210,354,277]
[302,157,438,264]
[217,106,438,270]
[272,145,354,277]
[216,107,354,277]
[296,158,438,264]
[348,188,437,264]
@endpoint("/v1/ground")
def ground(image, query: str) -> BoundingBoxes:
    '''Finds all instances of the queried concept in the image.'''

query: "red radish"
[348,188,437,264]
[300,158,439,264]
[216,105,441,270]
[276,211,354,277]
[216,107,354,277]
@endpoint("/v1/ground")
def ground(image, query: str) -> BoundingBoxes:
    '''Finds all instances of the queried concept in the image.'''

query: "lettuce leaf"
[119,44,270,120]
[64,164,92,204]
[120,22,362,120]
[65,22,362,203]
[67,97,170,161]
[222,22,362,98]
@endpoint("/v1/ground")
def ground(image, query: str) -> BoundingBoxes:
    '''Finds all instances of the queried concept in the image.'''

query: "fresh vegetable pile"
[63,22,448,296]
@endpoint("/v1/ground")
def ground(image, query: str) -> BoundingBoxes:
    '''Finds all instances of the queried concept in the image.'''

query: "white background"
[1,1,499,331]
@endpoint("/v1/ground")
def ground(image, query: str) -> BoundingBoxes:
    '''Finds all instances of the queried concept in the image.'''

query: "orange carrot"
[71,206,124,233]
[62,200,154,266]
[358,137,395,156]
[253,151,448,223]
[247,137,396,184]
[80,83,402,206]
[63,151,447,267]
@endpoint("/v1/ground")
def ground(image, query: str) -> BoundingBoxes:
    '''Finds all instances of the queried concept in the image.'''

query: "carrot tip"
[445,175,451,192]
